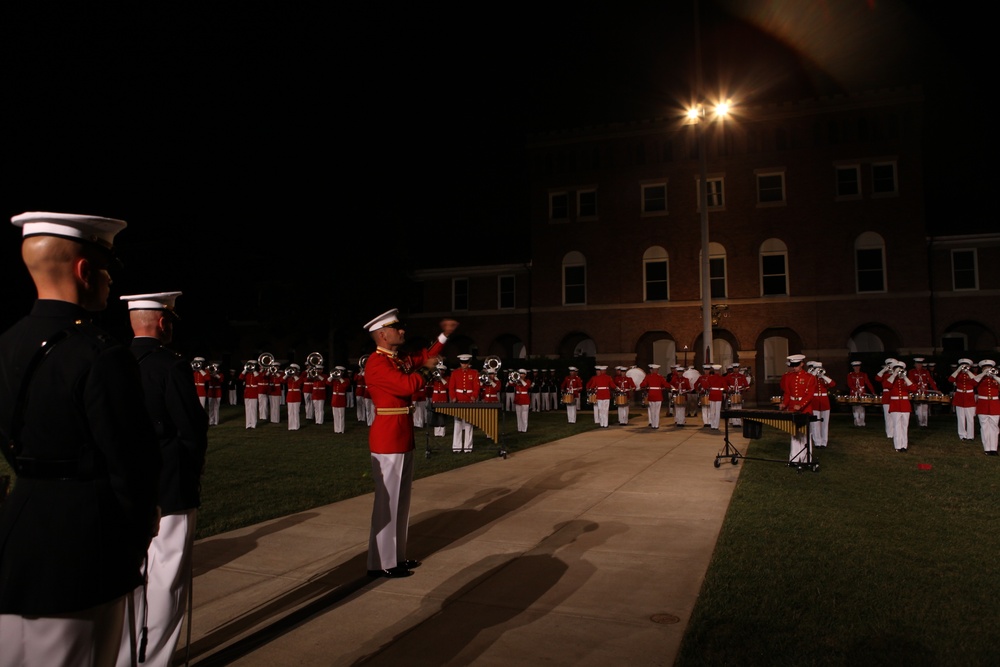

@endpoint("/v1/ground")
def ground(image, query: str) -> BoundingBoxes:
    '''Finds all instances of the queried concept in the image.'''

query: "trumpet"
[983,366,999,377]
[508,370,522,384]
[243,360,257,373]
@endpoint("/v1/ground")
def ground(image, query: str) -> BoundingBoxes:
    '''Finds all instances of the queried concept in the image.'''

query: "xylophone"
[427,402,506,458]
[716,409,821,472]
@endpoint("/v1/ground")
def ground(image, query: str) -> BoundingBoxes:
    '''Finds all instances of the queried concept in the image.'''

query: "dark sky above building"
[1,0,988,340]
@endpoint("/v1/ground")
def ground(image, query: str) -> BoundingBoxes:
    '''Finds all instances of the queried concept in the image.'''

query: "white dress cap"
[787,354,806,364]
[649,363,660,369]
[568,366,578,372]
[979,359,996,367]
[120,291,182,315]
[711,364,722,370]
[457,354,473,362]
[364,308,400,332]
[595,365,607,370]
[12,211,127,249]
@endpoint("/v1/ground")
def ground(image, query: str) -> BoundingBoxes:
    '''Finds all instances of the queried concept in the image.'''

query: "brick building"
[408,86,999,405]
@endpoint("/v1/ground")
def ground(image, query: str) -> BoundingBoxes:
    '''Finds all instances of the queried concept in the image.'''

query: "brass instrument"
[306,351,324,370]
[508,370,522,384]
[243,359,257,373]
[258,352,275,369]
[191,357,205,371]
[358,354,369,374]
[207,362,220,374]
[480,355,502,385]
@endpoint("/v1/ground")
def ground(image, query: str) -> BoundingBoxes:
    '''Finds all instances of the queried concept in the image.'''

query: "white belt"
[456,389,474,393]
[977,396,999,400]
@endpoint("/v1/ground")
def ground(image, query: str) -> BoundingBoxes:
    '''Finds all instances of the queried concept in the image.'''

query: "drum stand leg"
[714,420,744,468]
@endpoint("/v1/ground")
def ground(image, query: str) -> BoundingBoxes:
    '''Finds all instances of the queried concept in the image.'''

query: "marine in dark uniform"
[0,212,161,667]
[115,291,208,666]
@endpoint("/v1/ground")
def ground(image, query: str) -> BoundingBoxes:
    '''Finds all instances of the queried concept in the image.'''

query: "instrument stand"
[715,411,820,473]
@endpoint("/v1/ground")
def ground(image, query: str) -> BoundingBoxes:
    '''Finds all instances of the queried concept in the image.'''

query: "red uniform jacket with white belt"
[449,367,481,403]
[193,369,209,398]
[847,371,875,397]
[811,376,836,411]
[366,338,445,455]
[880,375,916,413]
[239,370,260,400]
[695,373,727,402]
[511,377,532,405]
[640,372,671,402]
[586,373,616,400]
[285,375,303,403]
[781,369,817,413]
[950,369,977,408]
[975,374,1000,415]
[329,378,350,408]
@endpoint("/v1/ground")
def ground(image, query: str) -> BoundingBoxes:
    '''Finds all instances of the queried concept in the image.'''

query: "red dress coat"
[881,375,916,413]
[781,369,817,413]
[586,373,616,400]
[975,375,1000,415]
[366,341,443,455]
[640,372,671,402]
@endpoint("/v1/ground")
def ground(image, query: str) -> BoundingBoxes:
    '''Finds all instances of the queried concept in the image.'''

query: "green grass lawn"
[675,408,1000,666]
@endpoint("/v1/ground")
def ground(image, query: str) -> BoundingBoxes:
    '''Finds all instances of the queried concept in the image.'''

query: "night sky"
[1,1,987,353]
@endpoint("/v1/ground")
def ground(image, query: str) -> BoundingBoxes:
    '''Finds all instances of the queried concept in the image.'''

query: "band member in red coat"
[667,365,693,427]
[560,366,583,423]
[875,357,898,439]
[362,308,457,578]
[586,366,616,428]
[206,363,223,426]
[807,361,836,448]
[310,366,328,425]
[192,357,209,409]
[725,363,751,427]
[847,361,876,427]
[973,359,999,455]
[696,364,728,430]
[881,360,917,452]
[267,364,284,424]
[613,366,636,425]
[329,366,351,434]
[908,357,940,427]
[510,368,532,432]
[448,354,481,453]
[640,364,671,429]
[430,363,449,437]
[949,358,978,440]
[238,362,262,429]
[480,369,500,403]
[780,354,818,463]
[284,365,304,431]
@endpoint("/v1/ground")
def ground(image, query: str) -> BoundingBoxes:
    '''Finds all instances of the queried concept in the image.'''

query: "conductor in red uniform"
[363,309,458,578]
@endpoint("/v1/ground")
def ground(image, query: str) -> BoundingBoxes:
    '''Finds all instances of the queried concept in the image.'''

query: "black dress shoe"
[367,566,414,578]
[398,559,421,570]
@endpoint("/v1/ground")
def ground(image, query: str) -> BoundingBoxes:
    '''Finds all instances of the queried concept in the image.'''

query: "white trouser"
[978,414,998,452]
[269,395,281,422]
[648,401,662,428]
[617,404,629,424]
[208,397,220,426]
[701,404,710,425]
[914,402,929,427]
[852,405,866,426]
[313,400,325,424]
[228,389,237,405]
[452,417,473,451]
[258,393,268,420]
[956,406,976,439]
[116,511,196,667]
[368,451,413,571]
[412,402,425,428]
[245,398,258,428]
[593,399,609,427]
[515,404,529,432]
[883,403,893,438]
[332,406,346,433]
[287,400,301,430]
[566,404,577,423]
[305,394,314,419]
[810,409,830,447]
[890,411,910,450]
[674,405,686,425]
[708,400,722,429]
[365,398,375,426]
[531,394,540,412]
[1,597,125,667]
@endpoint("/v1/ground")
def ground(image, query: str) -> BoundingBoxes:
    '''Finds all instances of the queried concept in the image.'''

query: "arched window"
[643,246,669,301]
[759,238,788,296]
[563,251,587,305]
[855,232,886,293]
[700,242,728,298]
[763,336,789,381]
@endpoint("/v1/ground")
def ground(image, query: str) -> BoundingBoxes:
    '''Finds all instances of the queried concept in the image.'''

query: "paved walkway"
[181,420,743,666]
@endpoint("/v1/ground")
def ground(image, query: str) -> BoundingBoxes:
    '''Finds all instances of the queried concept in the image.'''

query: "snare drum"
[770,396,782,405]
[673,394,686,406]
[729,393,743,405]
[699,395,711,406]
[562,392,575,405]
[615,394,629,406]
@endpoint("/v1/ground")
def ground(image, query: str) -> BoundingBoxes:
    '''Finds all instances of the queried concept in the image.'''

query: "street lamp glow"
[714,100,731,118]
[685,106,704,124]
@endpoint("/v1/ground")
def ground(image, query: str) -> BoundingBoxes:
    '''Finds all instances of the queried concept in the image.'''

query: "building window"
[756,171,786,205]
[835,165,861,198]
[701,242,727,298]
[871,161,897,196]
[759,238,788,296]
[643,246,669,301]
[951,249,978,290]
[855,232,886,293]
[697,177,725,210]
[578,189,598,219]
[452,278,469,311]
[641,183,667,215]
[498,275,516,308]
[563,252,587,305]
[549,192,569,221]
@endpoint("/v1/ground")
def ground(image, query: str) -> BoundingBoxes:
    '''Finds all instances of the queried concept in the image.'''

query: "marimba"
[716,409,821,472]
[427,402,506,458]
